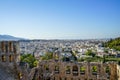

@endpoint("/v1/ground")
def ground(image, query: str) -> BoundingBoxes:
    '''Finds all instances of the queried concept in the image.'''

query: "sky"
[0,0,120,39]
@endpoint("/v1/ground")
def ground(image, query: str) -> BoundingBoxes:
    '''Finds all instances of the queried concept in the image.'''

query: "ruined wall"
[0,41,118,80]
[39,60,118,80]
[0,41,41,80]
[0,41,20,68]
[0,41,21,80]
[117,64,120,80]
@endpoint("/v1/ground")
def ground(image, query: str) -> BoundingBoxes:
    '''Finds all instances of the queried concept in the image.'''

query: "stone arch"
[72,65,78,76]
[92,66,97,75]
[55,65,59,74]
[13,44,17,53]
[80,66,85,75]
[9,41,12,52]
[44,65,49,71]
[66,66,71,74]
[9,55,13,62]
[5,43,8,53]
[1,41,5,52]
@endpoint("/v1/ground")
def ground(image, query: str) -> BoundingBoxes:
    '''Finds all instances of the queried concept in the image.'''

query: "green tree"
[20,54,37,68]
[86,50,96,57]
[104,37,120,51]
[92,66,97,72]
[41,52,53,60]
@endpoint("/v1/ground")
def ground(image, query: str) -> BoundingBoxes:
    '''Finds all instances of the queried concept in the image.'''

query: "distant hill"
[104,37,120,51]
[0,35,26,41]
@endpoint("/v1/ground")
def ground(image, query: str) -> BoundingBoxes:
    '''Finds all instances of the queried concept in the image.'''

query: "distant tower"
[0,41,20,68]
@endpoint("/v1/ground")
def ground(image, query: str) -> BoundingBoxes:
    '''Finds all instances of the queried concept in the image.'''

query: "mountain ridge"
[0,34,26,41]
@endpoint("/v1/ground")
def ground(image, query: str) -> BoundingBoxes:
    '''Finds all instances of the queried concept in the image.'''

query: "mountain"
[0,35,26,41]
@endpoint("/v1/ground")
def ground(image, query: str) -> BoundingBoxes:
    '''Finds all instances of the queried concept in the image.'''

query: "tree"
[41,52,53,60]
[92,66,97,72]
[103,55,106,63]
[104,37,120,51]
[86,50,96,57]
[104,49,108,53]
[20,54,37,68]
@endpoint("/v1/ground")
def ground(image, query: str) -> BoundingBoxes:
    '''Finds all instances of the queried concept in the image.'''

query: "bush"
[20,54,37,68]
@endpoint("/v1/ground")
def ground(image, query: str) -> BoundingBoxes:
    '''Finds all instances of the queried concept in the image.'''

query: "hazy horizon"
[0,0,120,39]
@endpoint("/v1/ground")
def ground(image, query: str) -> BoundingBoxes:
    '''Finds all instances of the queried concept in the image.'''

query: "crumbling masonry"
[0,41,119,80]
[38,60,118,80]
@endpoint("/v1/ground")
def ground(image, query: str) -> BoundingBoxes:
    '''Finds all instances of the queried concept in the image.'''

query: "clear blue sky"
[0,0,120,39]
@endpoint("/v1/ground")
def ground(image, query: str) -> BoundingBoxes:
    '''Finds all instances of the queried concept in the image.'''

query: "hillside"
[0,35,26,41]
[104,37,120,51]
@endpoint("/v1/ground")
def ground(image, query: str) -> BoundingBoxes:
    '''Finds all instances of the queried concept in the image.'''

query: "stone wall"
[0,41,21,80]
[0,41,119,80]
[117,64,120,80]
[0,41,20,68]
[39,60,118,80]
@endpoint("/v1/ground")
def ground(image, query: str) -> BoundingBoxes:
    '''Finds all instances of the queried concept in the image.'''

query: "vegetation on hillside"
[104,37,120,51]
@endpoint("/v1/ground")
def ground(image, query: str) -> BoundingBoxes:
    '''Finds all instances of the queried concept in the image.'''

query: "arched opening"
[13,45,17,53]
[92,66,97,75]
[5,45,8,53]
[72,65,78,76]
[9,55,13,62]
[44,65,49,72]
[2,55,6,62]
[1,42,5,52]
[55,66,59,74]
[80,66,85,75]
[66,66,71,74]
[9,42,12,52]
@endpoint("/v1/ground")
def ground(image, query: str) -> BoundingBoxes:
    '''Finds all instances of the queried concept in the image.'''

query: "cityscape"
[0,0,120,80]
[0,38,120,80]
